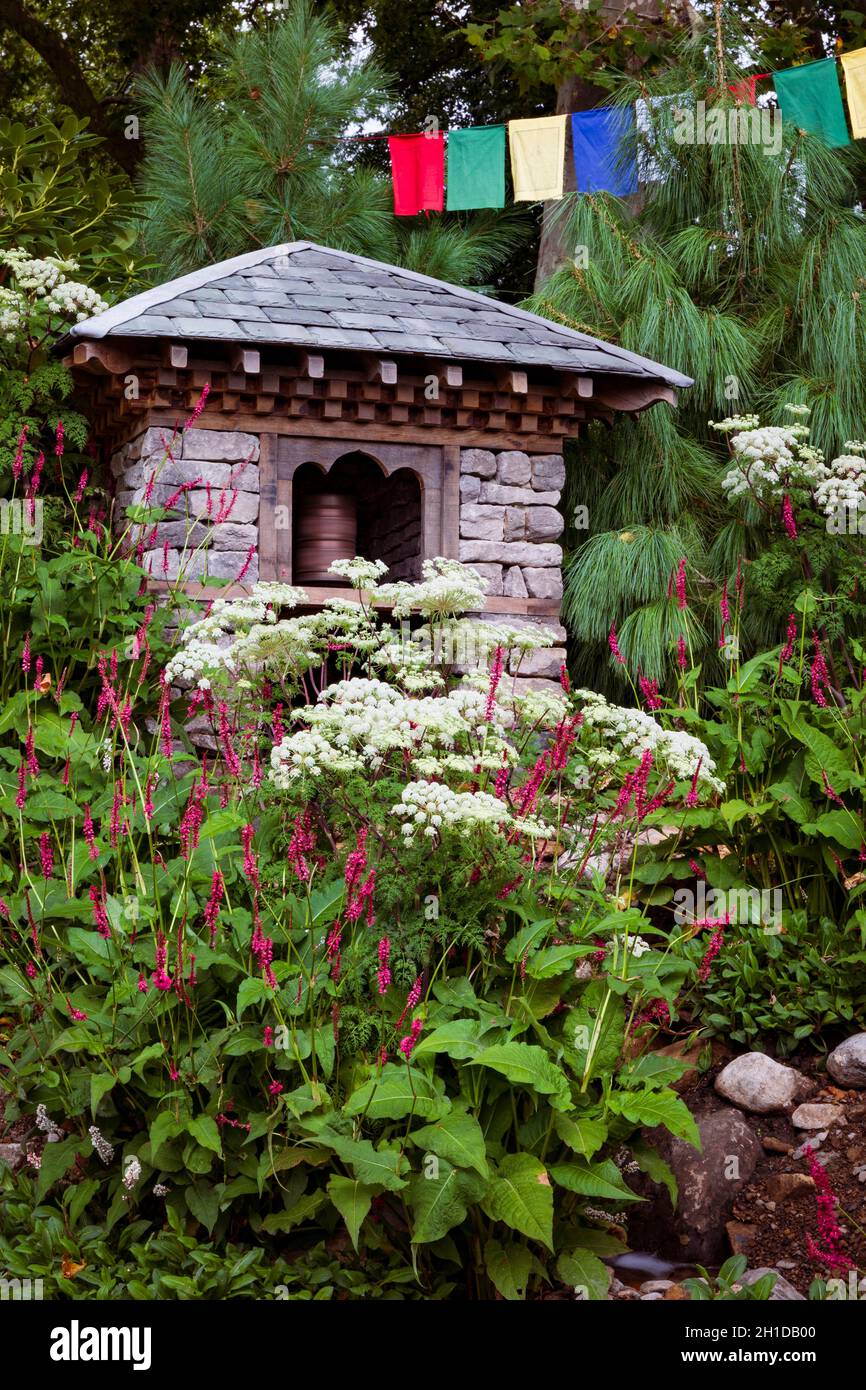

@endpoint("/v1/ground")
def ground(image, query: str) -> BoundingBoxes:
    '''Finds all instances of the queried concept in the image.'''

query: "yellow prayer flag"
[508,116,567,202]
[841,48,866,138]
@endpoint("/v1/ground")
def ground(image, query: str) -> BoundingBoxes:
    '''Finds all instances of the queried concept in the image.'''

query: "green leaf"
[632,1137,678,1206]
[185,1180,222,1235]
[36,1134,81,1200]
[471,1043,572,1111]
[328,1175,376,1250]
[484,1239,533,1300]
[316,1128,408,1191]
[410,1018,489,1060]
[187,1116,222,1155]
[553,1112,608,1158]
[261,1191,326,1233]
[806,810,865,851]
[344,1064,451,1122]
[607,1087,701,1146]
[409,1160,487,1244]
[482,1153,554,1250]
[149,1111,184,1162]
[556,1247,610,1300]
[409,1111,489,1178]
[236,977,269,1020]
[549,1159,644,1203]
[90,1072,116,1117]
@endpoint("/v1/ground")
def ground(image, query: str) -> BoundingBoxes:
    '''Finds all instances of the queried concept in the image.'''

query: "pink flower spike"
[608,622,625,665]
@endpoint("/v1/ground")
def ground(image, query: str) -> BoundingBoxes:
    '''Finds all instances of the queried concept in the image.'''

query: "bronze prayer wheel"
[293,491,358,583]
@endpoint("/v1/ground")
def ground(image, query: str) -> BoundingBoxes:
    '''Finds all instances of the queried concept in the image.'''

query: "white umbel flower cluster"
[0,249,108,339]
[377,557,488,618]
[576,689,723,793]
[712,410,866,522]
[391,780,552,841]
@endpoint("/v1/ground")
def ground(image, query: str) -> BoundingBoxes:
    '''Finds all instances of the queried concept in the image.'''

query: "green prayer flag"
[446,126,506,210]
[774,58,850,148]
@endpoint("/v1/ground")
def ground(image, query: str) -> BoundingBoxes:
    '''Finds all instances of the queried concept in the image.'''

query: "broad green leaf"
[607,1087,700,1146]
[187,1115,222,1155]
[553,1112,607,1159]
[185,1180,222,1234]
[316,1128,408,1191]
[236,977,268,1020]
[556,1247,610,1301]
[410,1018,488,1061]
[471,1043,571,1111]
[409,1160,487,1244]
[549,1158,644,1203]
[36,1134,81,1200]
[328,1175,376,1250]
[344,1064,450,1122]
[484,1239,533,1300]
[409,1111,489,1177]
[149,1111,184,1162]
[632,1137,678,1206]
[482,1153,553,1250]
[90,1072,116,1117]
[261,1191,325,1233]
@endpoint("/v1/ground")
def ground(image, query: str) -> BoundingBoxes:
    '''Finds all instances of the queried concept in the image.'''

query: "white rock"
[827,1034,866,1089]
[182,429,260,462]
[791,1103,844,1129]
[714,1052,815,1114]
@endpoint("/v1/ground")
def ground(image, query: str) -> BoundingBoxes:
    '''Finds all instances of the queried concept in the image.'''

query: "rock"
[827,1034,866,1089]
[503,508,526,542]
[726,1220,757,1255]
[457,541,562,567]
[502,566,528,599]
[208,522,258,550]
[793,1133,826,1159]
[126,425,178,460]
[479,483,560,507]
[465,563,503,596]
[740,1268,805,1301]
[0,1142,24,1172]
[664,1283,689,1300]
[186,489,259,523]
[791,1102,843,1129]
[460,473,481,500]
[761,1136,793,1154]
[531,454,566,492]
[460,448,497,478]
[181,428,260,462]
[714,1052,815,1114]
[640,1279,674,1294]
[628,1109,763,1263]
[496,450,531,486]
[523,567,564,601]
[508,647,568,680]
[765,1172,816,1204]
[641,1292,664,1300]
[459,504,505,541]
[524,506,564,541]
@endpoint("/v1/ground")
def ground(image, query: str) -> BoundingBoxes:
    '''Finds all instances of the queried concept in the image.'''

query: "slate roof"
[67,241,692,387]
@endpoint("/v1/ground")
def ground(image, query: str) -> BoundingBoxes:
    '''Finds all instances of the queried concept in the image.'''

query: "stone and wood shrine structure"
[60,241,690,683]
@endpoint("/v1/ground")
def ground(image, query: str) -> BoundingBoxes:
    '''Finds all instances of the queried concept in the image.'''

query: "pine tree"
[133,0,526,289]
[525,2,866,692]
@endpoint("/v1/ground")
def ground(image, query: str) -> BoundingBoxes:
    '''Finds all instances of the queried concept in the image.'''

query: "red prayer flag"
[387,133,444,215]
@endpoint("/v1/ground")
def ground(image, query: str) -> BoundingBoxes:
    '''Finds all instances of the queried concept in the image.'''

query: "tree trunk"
[533,0,699,290]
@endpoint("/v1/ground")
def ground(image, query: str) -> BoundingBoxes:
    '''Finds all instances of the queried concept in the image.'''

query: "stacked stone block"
[111,427,261,583]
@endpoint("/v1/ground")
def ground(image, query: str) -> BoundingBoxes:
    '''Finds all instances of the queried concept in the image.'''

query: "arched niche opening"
[292,451,423,585]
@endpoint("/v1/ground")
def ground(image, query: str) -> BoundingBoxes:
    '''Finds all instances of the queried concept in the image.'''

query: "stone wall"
[111,426,261,584]
[458,448,565,601]
[458,448,568,689]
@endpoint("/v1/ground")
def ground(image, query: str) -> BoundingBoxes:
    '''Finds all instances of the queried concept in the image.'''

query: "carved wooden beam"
[558,373,594,399]
[431,363,462,390]
[230,346,261,375]
[367,358,398,385]
[299,352,325,380]
[161,342,188,369]
[71,340,133,376]
[592,382,678,413]
[497,368,528,394]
